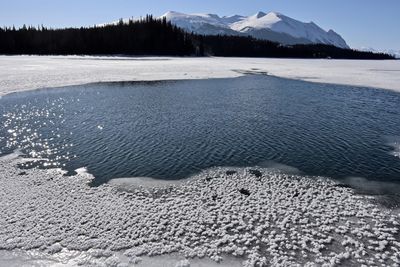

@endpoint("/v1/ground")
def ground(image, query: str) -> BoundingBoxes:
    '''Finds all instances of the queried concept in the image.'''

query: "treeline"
[0,16,194,55]
[196,35,394,59]
[0,16,394,59]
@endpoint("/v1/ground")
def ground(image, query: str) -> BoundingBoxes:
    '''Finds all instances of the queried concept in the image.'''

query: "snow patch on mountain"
[161,11,349,48]
[162,11,229,31]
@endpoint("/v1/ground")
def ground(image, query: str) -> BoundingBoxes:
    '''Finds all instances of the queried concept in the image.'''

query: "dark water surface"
[1,75,399,186]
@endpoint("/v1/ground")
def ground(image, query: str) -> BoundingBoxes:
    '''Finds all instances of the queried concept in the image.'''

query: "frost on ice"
[0,156,400,266]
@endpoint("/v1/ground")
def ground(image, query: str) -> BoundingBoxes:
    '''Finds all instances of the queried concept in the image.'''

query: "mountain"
[160,11,349,49]
[386,49,400,58]
[360,47,400,58]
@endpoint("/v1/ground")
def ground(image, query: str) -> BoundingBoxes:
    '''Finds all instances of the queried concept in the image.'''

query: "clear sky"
[0,0,399,51]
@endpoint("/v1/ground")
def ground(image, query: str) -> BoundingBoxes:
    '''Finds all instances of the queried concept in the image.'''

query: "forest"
[0,16,394,59]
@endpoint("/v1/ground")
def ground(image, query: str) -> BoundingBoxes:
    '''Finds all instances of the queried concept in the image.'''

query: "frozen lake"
[1,75,399,189]
[1,60,400,266]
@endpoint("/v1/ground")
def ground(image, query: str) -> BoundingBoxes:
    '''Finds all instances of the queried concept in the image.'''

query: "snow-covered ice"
[0,56,399,98]
[1,155,400,266]
[108,177,190,189]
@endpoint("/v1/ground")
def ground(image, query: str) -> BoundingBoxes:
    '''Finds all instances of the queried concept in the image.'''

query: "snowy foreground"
[0,56,399,97]
[1,155,400,266]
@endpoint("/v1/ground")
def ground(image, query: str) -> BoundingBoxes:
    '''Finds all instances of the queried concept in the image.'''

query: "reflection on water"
[386,136,400,159]
[0,75,399,187]
[1,97,73,168]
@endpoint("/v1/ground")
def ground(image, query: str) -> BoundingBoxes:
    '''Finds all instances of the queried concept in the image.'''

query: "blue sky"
[0,0,399,51]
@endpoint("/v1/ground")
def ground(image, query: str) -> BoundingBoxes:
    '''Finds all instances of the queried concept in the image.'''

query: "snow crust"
[0,56,399,98]
[108,177,189,189]
[1,155,400,266]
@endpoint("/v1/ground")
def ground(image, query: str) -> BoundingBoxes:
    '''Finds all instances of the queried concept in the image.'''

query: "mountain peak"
[203,13,220,19]
[253,11,267,18]
[267,11,281,16]
[162,11,185,18]
[163,11,181,16]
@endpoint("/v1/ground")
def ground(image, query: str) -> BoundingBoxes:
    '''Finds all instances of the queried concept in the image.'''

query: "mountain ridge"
[360,47,400,59]
[160,11,349,48]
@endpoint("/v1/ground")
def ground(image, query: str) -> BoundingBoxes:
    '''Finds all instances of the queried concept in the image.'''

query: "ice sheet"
[0,56,399,97]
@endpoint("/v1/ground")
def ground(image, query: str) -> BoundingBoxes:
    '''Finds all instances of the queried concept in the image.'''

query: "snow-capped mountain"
[360,47,400,58]
[387,50,400,58]
[385,50,400,59]
[161,11,349,49]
